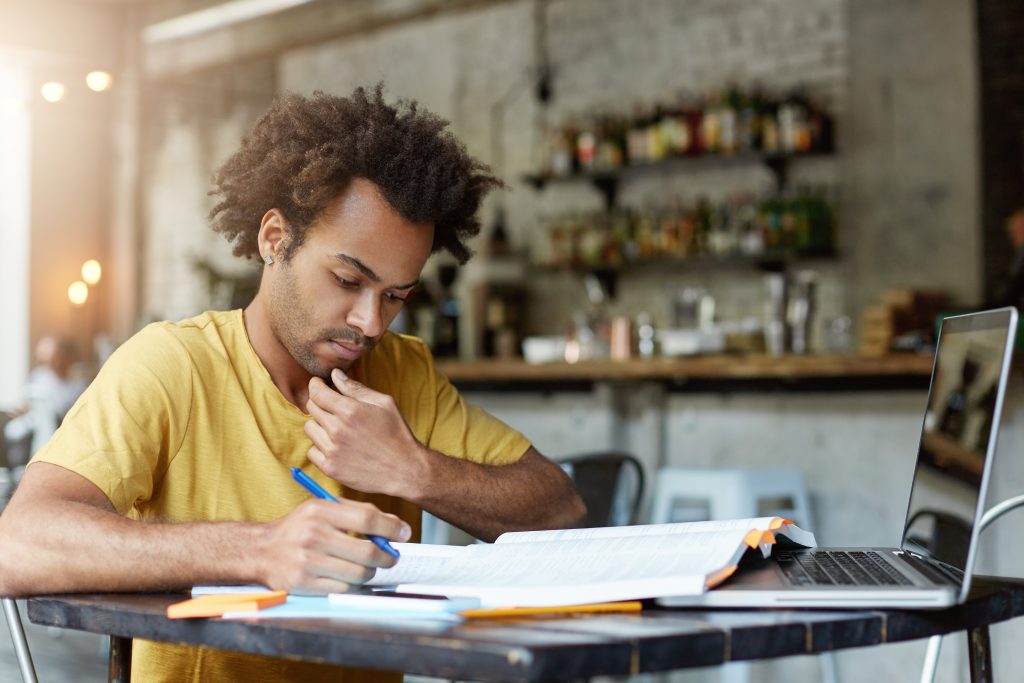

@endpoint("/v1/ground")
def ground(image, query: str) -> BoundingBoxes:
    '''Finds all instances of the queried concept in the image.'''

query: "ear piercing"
[263,255,274,265]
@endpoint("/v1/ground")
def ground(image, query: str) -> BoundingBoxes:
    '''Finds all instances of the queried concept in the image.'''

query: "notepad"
[219,595,465,621]
[167,591,288,618]
[365,517,815,607]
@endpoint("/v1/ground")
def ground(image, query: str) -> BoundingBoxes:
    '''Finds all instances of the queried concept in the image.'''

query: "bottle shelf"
[523,152,834,208]
[530,249,837,274]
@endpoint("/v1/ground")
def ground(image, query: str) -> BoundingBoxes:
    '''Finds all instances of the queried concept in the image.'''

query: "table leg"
[108,635,132,683]
[967,626,993,683]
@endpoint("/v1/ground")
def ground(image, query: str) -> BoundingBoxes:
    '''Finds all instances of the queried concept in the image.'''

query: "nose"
[346,289,385,339]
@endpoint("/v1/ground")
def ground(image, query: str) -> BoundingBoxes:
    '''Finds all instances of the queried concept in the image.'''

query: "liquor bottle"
[595,115,626,170]
[694,196,713,255]
[719,86,741,155]
[646,104,669,162]
[627,104,650,164]
[808,95,834,152]
[658,101,685,157]
[432,264,461,358]
[761,92,780,153]
[549,124,575,177]
[739,87,765,152]
[679,97,704,156]
[576,117,597,172]
[779,90,811,153]
[700,93,722,154]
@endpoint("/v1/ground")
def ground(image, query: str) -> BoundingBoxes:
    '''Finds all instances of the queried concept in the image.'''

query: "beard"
[267,263,379,378]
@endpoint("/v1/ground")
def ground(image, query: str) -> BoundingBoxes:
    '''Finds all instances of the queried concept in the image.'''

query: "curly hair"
[208,84,502,264]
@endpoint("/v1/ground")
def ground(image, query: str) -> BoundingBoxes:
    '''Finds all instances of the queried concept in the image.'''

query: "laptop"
[661,307,1018,609]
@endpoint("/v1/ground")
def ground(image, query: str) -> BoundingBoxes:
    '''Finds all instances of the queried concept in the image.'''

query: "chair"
[917,494,1024,683]
[420,451,645,545]
[0,411,32,502]
[558,452,645,527]
[3,598,39,683]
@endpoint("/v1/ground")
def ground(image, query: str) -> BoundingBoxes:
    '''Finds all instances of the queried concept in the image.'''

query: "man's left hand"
[304,368,423,496]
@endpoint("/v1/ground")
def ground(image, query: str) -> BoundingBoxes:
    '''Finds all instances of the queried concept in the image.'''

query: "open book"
[367,517,815,607]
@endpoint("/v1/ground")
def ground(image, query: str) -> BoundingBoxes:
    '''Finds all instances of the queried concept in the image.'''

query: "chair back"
[558,452,645,527]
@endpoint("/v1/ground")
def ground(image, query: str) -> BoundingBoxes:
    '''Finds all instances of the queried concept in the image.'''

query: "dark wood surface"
[27,576,1024,683]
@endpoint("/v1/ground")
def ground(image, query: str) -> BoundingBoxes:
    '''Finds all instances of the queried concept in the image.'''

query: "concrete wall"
[845,0,982,316]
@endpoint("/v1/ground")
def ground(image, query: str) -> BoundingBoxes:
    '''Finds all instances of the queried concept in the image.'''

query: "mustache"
[324,328,378,349]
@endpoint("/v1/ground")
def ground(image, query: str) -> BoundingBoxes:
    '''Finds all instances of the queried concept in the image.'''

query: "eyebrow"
[333,253,420,290]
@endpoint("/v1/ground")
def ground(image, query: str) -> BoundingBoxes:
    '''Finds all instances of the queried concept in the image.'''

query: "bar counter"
[436,353,935,392]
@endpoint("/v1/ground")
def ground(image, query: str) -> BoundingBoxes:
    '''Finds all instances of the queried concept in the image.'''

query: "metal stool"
[650,467,836,683]
[650,467,813,528]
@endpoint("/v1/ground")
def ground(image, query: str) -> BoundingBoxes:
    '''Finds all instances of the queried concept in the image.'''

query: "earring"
[263,254,274,265]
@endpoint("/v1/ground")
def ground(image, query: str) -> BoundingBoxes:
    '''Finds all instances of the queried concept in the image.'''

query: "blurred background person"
[2,335,88,483]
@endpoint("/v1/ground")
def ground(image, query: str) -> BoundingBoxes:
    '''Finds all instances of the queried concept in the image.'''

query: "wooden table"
[27,576,1024,682]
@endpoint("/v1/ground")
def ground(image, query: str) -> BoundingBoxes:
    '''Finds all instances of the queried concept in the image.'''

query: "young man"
[0,86,585,682]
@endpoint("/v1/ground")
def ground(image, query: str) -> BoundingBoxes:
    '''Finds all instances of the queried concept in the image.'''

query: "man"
[0,86,585,682]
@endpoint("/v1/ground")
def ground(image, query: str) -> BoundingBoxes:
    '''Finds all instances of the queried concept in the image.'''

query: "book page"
[366,542,467,586]
[776,523,816,548]
[369,529,752,603]
[495,517,786,544]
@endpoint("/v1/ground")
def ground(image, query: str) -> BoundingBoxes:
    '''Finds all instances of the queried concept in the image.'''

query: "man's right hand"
[256,498,411,595]
[0,463,412,597]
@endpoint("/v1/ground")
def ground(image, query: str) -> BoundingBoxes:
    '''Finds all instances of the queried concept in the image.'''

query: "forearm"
[405,447,586,542]
[0,497,263,596]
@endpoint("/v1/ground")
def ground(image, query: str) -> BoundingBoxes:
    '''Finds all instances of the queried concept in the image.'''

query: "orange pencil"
[460,601,642,619]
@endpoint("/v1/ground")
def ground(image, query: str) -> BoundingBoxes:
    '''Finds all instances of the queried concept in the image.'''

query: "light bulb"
[85,71,113,92]
[81,259,102,285]
[68,281,89,306]
[40,82,66,103]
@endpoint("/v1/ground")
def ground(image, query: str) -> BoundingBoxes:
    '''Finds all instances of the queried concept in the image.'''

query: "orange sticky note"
[167,591,288,619]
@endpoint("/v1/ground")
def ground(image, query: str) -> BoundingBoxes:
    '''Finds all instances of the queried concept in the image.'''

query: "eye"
[333,274,359,289]
[384,291,409,303]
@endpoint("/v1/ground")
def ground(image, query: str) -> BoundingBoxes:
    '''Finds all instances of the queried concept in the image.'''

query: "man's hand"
[0,462,414,597]
[304,369,424,497]
[258,498,411,595]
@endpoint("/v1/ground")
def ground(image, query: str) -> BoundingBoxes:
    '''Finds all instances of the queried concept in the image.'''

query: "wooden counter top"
[435,353,935,391]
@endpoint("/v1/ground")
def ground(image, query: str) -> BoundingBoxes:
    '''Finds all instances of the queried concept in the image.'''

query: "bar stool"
[650,467,813,528]
[650,467,837,683]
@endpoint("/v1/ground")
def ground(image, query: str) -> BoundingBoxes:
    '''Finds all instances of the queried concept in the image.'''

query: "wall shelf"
[523,152,834,208]
[435,353,934,393]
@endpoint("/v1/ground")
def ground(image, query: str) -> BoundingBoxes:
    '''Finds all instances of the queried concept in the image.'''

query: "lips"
[328,339,366,360]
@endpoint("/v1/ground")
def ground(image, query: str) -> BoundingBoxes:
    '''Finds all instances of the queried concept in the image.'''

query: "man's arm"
[305,370,586,542]
[402,446,585,542]
[0,462,410,597]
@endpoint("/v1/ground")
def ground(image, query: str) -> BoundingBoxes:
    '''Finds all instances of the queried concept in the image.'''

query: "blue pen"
[289,466,400,559]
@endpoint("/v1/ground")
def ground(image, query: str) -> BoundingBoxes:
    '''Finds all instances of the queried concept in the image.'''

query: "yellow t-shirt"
[33,309,530,683]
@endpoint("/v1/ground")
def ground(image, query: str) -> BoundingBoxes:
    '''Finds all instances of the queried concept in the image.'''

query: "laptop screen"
[901,307,1017,580]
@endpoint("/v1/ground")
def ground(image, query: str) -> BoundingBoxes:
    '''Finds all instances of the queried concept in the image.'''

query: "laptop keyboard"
[777,550,914,587]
